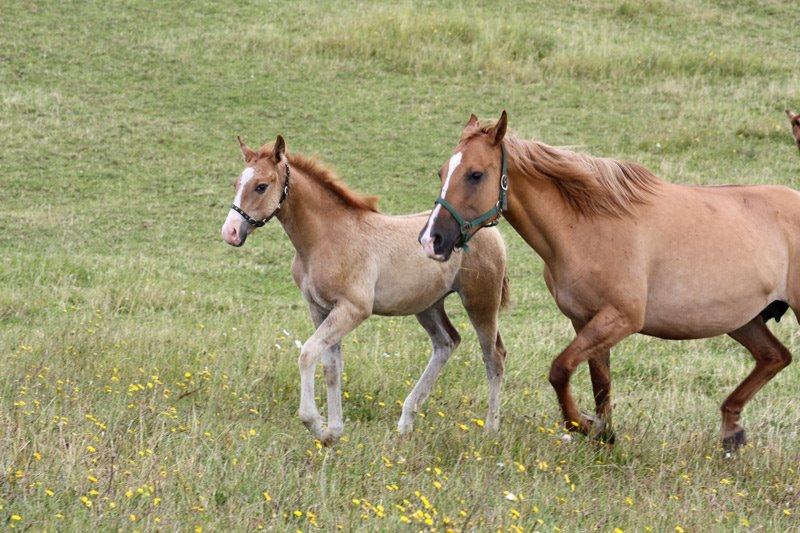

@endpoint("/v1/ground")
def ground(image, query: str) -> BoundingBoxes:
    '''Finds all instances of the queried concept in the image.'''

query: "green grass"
[2,0,800,530]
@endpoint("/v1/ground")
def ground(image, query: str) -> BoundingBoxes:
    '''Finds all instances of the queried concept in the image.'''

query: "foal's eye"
[469,171,484,182]
[255,183,268,194]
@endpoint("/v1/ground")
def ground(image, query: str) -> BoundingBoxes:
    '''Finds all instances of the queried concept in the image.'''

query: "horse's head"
[419,111,508,261]
[221,135,290,247]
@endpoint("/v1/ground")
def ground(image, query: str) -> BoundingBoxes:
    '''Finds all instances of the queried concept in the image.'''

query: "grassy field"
[2,0,800,530]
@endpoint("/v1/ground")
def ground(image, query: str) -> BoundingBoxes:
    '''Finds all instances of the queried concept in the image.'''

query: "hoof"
[397,421,413,435]
[320,428,342,447]
[300,416,324,438]
[722,429,746,456]
[581,412,615,444]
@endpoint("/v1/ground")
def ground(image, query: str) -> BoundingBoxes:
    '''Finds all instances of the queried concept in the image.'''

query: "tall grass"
[1,0,799,530]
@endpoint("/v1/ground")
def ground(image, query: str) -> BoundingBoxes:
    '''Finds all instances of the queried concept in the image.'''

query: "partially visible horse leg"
[307,305,345,444]
[462,294,506,432]
[298,301,367,443]
[723,317,792,453]
[571,320,614,441]
[549,307,638,434]
[398,298,460,434]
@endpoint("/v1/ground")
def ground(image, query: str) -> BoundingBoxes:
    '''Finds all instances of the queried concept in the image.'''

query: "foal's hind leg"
[722,317,792,453]
[398,299,460,434]
[462,296,507,432]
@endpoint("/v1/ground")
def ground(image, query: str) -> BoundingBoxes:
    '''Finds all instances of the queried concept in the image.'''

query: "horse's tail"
[500,268,511,311]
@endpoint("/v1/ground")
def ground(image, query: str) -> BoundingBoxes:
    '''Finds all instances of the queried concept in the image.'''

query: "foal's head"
[221,135,289,247]
[419,111,508,261]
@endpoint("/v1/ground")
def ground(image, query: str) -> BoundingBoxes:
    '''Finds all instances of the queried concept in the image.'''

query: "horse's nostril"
[431,233,442,248]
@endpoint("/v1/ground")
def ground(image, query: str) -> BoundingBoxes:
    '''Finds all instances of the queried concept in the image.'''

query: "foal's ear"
[273,135,286,162]
[465,113,479,128]
[787,109,799,123]
[237,136,257,163]
[491,110,508,145]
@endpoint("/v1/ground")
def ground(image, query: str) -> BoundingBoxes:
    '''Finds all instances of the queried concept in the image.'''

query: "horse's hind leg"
[461,295,506,432]
[722,317,792,453]
[398,298,460,434]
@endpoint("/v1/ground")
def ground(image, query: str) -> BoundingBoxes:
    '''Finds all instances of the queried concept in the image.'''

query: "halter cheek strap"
[230,161,291,228]
[434,144,508,250]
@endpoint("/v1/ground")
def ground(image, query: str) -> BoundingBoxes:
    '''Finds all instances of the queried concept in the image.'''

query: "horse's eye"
[469,171,484,182]
[255,183,268,194]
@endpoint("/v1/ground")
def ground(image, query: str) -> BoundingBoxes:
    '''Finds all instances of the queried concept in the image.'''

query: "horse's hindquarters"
[640,185,795,339]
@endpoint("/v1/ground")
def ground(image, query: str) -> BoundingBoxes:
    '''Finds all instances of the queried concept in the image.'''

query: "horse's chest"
[292,257,336,311]
[544,265,607,323]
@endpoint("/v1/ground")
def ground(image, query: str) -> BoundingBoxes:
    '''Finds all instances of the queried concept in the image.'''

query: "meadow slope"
[1,1,800,530]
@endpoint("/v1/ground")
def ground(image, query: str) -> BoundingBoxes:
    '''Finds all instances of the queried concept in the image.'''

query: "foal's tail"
[500,269,511,311]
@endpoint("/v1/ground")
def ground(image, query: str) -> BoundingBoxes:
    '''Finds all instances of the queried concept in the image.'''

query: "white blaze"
[232,167,255,208]
[421,151,462,241]
[224,167,255,231]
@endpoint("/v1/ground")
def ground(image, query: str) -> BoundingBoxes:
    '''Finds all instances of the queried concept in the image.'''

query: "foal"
[221,136,509,444]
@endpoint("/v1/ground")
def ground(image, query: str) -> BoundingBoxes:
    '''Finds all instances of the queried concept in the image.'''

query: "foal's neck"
[276,169,359,256]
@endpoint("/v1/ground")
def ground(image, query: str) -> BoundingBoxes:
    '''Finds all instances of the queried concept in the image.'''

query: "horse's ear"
[787,109,799,122]
[465,113,478,128]
[237,136,256,163]
[273,135,286,161]
[491,110,508,145]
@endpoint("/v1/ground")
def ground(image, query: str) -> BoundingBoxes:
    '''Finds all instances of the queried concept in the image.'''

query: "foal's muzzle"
[221,216,252,247]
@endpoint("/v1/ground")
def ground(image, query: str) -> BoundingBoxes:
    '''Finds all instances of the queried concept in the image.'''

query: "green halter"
[434,144,508,250]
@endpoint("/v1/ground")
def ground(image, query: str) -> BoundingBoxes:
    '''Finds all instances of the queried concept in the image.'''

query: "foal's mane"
[467,122,661,218]
[258,148,379,212]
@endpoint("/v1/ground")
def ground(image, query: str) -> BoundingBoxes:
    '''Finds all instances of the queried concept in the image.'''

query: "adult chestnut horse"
[221,136,509,444]
[420,112,797,452]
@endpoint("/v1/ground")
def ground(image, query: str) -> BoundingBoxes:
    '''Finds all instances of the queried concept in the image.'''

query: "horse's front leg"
[570,319,614,441]
[299,301,367,443]
[550,307,638,435]
[586,351,615,443]
[307,304,346,445]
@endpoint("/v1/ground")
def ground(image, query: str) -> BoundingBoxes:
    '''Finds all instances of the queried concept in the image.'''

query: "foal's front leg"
[308,305,346,444]
[299,301,367,442]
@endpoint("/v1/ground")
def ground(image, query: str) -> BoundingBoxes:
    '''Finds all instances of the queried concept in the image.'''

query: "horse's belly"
[642,277,782,339]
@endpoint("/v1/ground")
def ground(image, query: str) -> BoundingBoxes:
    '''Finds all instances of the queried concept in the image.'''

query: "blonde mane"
[257,148,379,212]
[468,123,661,217]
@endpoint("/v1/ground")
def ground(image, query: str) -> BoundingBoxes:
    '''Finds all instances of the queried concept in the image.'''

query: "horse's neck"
[276,171,356,256]
[503,166,574,265]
